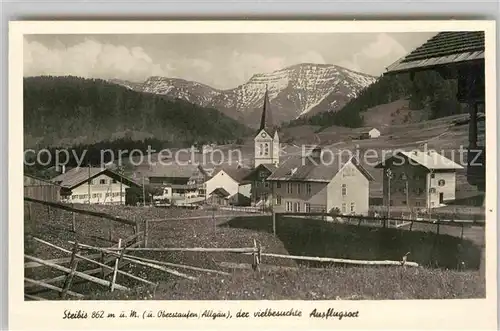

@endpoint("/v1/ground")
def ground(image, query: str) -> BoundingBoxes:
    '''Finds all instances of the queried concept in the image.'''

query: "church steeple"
[254,85,280,168]
[259,85,273,132]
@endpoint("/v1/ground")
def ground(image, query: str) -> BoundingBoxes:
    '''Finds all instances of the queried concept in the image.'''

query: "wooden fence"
[272,211,485,237]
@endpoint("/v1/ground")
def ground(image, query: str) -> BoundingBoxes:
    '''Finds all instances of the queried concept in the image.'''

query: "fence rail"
[275,212,485,227]
[24,197,137,226]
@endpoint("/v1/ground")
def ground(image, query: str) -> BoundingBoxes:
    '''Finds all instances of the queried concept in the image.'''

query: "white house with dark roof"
[51,167,140,204]
[374,150,464,209]
[267,147,374,215]
[204,165,252,206]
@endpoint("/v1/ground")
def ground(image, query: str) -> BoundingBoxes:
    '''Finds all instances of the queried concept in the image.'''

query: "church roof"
[259,86,275,134]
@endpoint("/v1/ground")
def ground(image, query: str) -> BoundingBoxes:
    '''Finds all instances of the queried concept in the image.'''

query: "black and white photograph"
[8,20,497,330]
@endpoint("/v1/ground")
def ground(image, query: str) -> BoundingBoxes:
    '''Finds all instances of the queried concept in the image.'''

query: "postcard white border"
[9,20,498,330]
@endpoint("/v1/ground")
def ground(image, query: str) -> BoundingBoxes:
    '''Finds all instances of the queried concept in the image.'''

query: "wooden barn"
[24,174,64,202]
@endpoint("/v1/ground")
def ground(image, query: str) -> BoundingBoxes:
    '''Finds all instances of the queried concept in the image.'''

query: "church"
[253,87,280,167]
[242,86,281,208]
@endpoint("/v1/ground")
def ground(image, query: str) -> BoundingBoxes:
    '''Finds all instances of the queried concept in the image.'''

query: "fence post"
[409,221,414,232]
[436,222,440,235]
[252,239,260,272]
[272,212,276,236]
[28,202,32,223]
[460,223,464,240]
[108,220,114,243]
[144,220,149,248]
[60,241,79,299]
[110,239,123,292]
[72,211,76,232]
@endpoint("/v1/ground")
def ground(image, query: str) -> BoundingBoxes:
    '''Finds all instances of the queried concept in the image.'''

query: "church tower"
[254,86,280,168]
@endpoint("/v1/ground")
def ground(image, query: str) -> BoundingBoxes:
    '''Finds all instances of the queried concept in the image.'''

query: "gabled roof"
[267,154,374,183]
[209,187,231,198]
[243,163,278,181]
[51,167,140,189]
[386,31,485,74]
[374,150,464,170]
[212,165,252,184]
[146,163,199,178]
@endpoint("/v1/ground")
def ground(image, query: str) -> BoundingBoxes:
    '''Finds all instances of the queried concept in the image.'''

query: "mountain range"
[110,63,377,127]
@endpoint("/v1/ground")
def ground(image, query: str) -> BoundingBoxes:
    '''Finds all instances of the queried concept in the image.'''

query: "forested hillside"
[286,70,465,128]
[24,76,251,148]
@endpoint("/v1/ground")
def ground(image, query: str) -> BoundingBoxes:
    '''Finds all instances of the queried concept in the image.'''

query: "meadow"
[25,203,486,301]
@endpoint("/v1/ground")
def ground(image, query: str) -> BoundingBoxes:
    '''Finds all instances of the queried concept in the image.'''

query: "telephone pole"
[87,162,91,204]
[386,168,393,219]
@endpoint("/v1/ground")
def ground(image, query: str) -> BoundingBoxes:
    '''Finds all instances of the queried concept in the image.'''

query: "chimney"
[311,146,322,161]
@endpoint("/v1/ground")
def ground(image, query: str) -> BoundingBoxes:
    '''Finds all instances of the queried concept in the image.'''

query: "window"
[106,193,111,197]
[415,202,421,207]
[307,183,312,194]
[430,173,435,179]
[259,143,264,156]
[276,182,281,189]
[297,183,302,194]
[92,193,99,198]
[294,202,300,212]
[350,202,355,213]
[112,179,117,183]
[72,195,77,200]
[438,179,445,186]
[287,183,293,194]
[431,201,435,207]
[264,182,269,188]
[341,203,346,213]
[402,200,407,205]
[276,195,282,205]
[286,201,292,212]
[255,182,260,188]
[100,179,106,184]
[304,203,311,212]
[121,192,125,197]
[429,188,436,194]
[341,184,347,196]
[414,175,420,180]
[264,143,269,155]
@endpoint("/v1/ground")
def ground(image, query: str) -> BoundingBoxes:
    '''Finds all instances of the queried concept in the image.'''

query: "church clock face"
[261,132,267,138]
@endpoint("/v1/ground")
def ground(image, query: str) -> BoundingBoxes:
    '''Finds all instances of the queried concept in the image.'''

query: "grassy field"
[25,204,486,301]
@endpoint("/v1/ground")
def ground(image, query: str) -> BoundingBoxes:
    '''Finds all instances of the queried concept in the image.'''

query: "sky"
[24,32,436,89]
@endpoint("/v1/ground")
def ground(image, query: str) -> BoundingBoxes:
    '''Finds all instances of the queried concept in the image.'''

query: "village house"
[243,163,277,207]
[204,165,252,206]
[360,128,381,139]
[142,163,212,203]
[51,167,140,204]
[375,150,464,209]
[267,147,374,215]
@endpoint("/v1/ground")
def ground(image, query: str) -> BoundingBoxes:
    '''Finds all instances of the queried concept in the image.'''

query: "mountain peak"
[110,62,376,127]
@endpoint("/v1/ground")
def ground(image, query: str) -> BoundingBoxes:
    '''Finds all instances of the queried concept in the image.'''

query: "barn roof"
[386,31,485,74]
[212,165,253,184]
[51,167,140,189]
[374,150,464,170]
[209,187,231,198]
[267,154,374,183]
[146,163,199,178]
